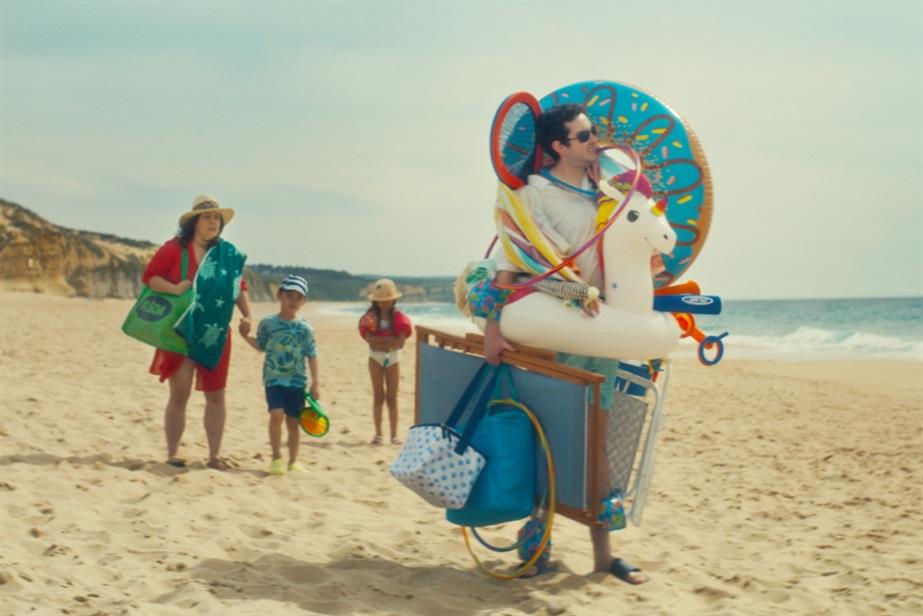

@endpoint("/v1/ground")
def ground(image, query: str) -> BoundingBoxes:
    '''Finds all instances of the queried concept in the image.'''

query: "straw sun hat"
[367,278,402,301]
[178,195,235,226]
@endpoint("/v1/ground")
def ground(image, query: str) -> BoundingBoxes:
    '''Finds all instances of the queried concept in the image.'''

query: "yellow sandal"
[267,458,287,475]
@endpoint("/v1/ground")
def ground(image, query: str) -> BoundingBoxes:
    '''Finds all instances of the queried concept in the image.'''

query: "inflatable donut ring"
[537,81,714,287]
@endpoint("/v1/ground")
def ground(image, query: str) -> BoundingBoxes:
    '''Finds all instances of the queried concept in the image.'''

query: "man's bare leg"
[594,410,648,584]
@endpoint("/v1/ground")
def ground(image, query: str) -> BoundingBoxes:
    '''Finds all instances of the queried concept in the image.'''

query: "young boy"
[241,274,319,475]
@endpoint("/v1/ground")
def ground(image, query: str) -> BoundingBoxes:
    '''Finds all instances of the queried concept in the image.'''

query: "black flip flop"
[609,558,646,585]
[166,458,187,468]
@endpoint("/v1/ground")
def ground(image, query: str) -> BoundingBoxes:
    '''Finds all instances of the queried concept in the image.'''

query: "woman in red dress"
[142,196,251,470]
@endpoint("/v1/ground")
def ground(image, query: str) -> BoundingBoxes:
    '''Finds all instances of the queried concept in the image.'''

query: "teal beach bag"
[446,364,537,527]
[121,250,193,355]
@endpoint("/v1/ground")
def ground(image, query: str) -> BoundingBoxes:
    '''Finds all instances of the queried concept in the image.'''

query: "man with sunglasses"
[486,103,603,359]
[483,103,649,585]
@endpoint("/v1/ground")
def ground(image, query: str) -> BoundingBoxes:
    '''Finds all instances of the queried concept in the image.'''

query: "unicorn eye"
[627,210,639,222]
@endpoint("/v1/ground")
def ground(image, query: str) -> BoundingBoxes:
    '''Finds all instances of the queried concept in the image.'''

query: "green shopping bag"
[122,250,193,355]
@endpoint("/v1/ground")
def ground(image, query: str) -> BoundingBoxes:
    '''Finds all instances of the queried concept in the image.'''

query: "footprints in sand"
[238,525,275,540]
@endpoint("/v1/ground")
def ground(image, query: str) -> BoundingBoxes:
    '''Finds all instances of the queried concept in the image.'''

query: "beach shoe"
[287,462,307,473]
[166,458,187,468]
[390,437,403,445]
[370,435,383,446]
[267,458,287,475]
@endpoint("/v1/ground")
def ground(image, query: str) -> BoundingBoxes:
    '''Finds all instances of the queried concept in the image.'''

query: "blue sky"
[1,1,921,300]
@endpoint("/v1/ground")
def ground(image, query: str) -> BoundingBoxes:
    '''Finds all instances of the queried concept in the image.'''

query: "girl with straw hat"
[358,279,413,445]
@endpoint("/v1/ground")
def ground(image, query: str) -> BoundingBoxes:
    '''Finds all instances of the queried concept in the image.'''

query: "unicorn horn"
[653,198,668,216]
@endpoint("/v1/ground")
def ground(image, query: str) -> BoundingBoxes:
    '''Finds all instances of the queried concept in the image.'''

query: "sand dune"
[1,291,921,615]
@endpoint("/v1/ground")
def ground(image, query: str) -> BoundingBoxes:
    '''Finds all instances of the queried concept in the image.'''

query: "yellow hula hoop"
[460,397,556,580]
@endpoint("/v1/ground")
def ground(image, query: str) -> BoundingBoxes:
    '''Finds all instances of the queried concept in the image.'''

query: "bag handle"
[445,362,493,429]
[492,363,519,401]
[453,367,501,455]
[181,248,189,281]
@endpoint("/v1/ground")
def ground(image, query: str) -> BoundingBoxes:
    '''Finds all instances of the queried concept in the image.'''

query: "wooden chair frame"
[414,325,610,528]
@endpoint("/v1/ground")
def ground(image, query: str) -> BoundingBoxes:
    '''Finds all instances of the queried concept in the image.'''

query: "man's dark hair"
[536,103,585,163]
[176,214,224,248]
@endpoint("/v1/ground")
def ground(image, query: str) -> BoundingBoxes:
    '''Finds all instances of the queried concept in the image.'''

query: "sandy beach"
[1,291,921,615]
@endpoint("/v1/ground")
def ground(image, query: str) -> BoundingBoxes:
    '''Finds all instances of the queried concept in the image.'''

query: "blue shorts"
[265,386,305,418]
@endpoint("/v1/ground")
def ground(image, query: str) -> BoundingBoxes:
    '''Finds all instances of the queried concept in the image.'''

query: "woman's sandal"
[390,437,403,445]
[370,435,383,446]
[166,458,187,468]
[206,458,232,471]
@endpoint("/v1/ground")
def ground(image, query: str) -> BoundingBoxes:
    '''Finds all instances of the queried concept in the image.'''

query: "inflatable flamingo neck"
[602,216,656,314]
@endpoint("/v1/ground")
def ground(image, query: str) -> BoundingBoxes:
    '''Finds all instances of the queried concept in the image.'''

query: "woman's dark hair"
[536,103,585,163]
[176,214,224,248]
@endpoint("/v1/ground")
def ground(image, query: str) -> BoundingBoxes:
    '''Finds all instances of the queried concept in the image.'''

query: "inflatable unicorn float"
[459,80,727,365]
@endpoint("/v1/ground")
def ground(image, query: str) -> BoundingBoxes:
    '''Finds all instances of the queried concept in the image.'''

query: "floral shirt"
[256,314,317,388]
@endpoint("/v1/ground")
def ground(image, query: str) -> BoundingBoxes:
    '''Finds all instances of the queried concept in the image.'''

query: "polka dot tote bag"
[389,363,498,509]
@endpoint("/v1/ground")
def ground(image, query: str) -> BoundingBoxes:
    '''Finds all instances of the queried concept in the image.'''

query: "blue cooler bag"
[446,365,536,527]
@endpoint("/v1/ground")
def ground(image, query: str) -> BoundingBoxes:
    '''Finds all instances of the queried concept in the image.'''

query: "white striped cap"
[279,275,308,296]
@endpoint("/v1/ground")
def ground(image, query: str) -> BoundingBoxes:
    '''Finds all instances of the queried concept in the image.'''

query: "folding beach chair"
[607,363,671,526]
[413,326,670,528]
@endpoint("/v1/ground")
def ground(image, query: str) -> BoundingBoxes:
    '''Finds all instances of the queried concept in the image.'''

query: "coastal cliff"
[0,199,159,298]
[0,199,279,300]
[0,199,454,302]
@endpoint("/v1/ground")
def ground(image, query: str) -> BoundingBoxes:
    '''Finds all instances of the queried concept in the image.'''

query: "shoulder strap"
[445,362,492,428]
[492,363,519,400]
[181,248,189,281]
[453,366,501,455]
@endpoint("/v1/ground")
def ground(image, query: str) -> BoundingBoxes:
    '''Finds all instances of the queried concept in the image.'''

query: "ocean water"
[324,297,923,361]
[700,297,923,360]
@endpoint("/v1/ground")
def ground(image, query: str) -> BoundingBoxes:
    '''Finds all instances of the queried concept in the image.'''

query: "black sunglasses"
[563,125,598,143]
